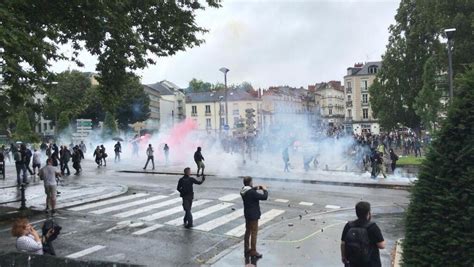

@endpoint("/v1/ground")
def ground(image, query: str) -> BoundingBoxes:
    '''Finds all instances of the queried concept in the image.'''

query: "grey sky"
[52,0,400,88]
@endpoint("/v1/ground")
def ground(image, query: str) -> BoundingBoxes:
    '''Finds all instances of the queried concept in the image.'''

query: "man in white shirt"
[143,144,155,170]
[32,148,42,176]
[39,158,61,214]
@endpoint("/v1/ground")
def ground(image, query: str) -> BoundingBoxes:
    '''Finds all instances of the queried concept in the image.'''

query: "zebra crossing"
[67,193,285,238]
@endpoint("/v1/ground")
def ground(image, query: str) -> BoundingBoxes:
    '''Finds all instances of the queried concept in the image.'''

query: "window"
[233,109,239,115]
[206,118,211,129]
[347,81,352,89]
[363,108,369,119]
[43,123,47,132]
[362,94,368,103]
[205,105,211,114]
[220,118,225,127]
[347,95,351,101]
[347,109,352,118]
[368,66,378,74]
[50,122,54,130]
[38,123,41,132]
[329,108,333,115]
[191,105,197,114]
[361,80,368,90]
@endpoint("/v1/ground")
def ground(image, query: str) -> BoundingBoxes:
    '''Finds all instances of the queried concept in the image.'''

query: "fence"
[0,183,27,210]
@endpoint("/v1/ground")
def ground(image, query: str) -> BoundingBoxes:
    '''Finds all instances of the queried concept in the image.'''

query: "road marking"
[166,202,234,226]
[106,221,144,232]
[194,208,244,232]
[299,201,314,206]
[113,197,182,218]
[218,194,241,202]
[56,189,123,209]
[7,211,18,214]
[274,199,289,203]
[132,224,164,236]
[225,209,285,237]
[68,193,149,211]
[139,199,211,221]
[66,245,106,259]
[91,195,167,215]
[325,205,341,209]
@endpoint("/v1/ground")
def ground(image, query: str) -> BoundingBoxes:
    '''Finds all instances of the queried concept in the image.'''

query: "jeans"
[182,196,193,226]
[15,162,27,184]
[144,156,154,169]
[61,161,70,175]
[244,219,259,255]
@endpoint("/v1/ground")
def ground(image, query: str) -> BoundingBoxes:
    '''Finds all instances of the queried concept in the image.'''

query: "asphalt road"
[0,160,409,266]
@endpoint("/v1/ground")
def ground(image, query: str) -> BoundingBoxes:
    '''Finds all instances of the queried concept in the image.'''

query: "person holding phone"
[11,218,54,255]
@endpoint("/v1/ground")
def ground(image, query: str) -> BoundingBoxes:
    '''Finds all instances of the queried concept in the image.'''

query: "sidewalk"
[205,206,405,267]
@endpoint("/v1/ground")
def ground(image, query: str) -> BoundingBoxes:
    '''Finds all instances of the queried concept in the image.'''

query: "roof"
[185,90,260,103]
[144,80,181,95]
[346,61,382,76]
[314,81,344,92]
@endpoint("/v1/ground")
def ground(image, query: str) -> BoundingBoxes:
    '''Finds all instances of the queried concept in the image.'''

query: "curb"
[393,238,403,267]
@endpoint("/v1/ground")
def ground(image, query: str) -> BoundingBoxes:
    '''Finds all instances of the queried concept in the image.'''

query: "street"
[0,160,409,266]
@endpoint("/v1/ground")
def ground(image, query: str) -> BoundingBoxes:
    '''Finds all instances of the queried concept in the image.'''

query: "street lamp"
[444,28,456,102]
[219,67,229,127]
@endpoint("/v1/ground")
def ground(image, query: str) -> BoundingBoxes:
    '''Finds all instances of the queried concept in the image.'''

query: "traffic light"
[245,108,256,134]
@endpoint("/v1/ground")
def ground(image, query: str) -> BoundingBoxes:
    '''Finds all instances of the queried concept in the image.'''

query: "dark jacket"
[177,175,204,199]
[194,151,204,162]
[240,186,268,221]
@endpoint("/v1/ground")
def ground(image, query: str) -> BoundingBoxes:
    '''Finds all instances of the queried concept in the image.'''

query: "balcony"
[205,112,212,116]
[346,87,352,94]
[346,101,353,107]
[361,102,370,106]
[191,112,197,117]
[361,86,368,91]
[345,117,353,122]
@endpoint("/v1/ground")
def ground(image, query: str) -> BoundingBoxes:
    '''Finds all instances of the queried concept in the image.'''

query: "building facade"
[144,80,185,128]
[185,90,262,134]
[343,62,381,135]
[314,81,345,127]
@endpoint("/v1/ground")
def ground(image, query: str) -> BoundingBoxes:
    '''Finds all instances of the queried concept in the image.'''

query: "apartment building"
[314,81,345,127]
[144,80,185,128]
[343,62,381,135]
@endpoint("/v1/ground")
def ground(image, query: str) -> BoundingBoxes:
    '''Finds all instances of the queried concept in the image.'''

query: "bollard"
[19,183,27,210]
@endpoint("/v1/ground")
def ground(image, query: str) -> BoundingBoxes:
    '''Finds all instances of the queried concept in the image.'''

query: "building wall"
[186,100,261,132]
[344,70,380,134]
[318,87,345,125]
[143,87,160,122]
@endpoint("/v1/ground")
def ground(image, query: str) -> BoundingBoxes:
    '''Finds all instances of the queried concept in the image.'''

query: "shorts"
[33,163,41,169]
[196,161,205,168]
[44,185,57,199]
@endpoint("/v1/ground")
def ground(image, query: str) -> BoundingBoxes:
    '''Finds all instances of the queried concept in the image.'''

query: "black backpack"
[345,221,375,265]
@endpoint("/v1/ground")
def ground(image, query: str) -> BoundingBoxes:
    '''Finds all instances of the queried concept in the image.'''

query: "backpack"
[344,221,375,265]
[14,151,21,162]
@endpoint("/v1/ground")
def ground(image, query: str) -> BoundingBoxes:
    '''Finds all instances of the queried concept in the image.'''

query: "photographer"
[240,176,268,259]
[11,218,54,255]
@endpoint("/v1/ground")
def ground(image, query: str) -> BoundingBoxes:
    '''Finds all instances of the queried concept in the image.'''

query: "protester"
[100,145,107,166]
[193,147,205,177]
[176,167,205,228]
[114,141,122,162]
[163,144,170,164]
[1,145,11,163]
[240,176,268,259]
[11,218,54,255]
[143,144,155,170]
[14,145,27,185]
[61,146,71,176]
[282,147,290,172]
[72,146,83,175]
[79,141,87,154]
[32,148,42,176]
[93,146,102,167]
[389,149,399,172]
[25,145,34,176]
[39,158,61,214]
[341,201,385,267]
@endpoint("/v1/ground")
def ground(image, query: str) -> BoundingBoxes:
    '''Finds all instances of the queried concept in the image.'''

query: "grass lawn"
[397,155,425,165]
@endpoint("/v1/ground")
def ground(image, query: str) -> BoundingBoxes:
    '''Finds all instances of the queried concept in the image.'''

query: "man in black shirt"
[341,201,385,267]
[176,167,205,228]
[193,147,205,177]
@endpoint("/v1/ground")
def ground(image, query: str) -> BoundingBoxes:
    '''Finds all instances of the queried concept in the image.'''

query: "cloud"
[52,0,399,88]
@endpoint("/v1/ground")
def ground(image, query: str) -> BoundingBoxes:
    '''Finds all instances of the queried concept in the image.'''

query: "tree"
[187,78,214,92]
[115,75,151,130]
[43,70,92,123]
[102,112,118,139]
[56,112,70,134]
[414,56,446,131]
[0,1,220,109]
[13,110,38,142]
[402,66,474,266]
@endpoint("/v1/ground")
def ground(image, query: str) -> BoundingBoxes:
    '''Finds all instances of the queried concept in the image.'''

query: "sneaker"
[185,224,193,229]
[44,209,49,214]
[250,252,263,259]
[51,209,56,215]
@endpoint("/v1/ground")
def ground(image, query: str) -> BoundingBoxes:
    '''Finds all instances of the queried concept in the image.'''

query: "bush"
[402,67,474,266]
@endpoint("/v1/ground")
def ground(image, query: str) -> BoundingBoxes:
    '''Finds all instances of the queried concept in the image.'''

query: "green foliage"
[56,112,70,133]
[397,156,425,166]
[102,112,118,139]
[43,70,92,122]
[402,66,474,266]
[13,110,38,142]
[414,56,446,131]
[370,0,474,130]
[188,78,214,92]
[0,1,220,109]
[115,75,151,130]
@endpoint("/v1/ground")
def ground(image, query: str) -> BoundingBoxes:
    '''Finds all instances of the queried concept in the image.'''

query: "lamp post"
[219,67,229,126]
[444,28,456,102]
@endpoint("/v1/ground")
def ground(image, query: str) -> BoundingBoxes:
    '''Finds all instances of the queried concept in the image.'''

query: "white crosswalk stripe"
[132,224,164,235]
[225,209,285,237]
[274,198,289,203]
[166,202,234,226]
[91,195,168,215]
[139,199,212,221]
[66,245,106,259]
[113,197,182,218]
[194,208,244,232]
[68,193,149,211]
[299,201,314,206]
[218,194,241,202]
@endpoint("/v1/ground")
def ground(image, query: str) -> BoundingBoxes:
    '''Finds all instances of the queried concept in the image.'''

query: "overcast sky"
[52,0,400,89]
